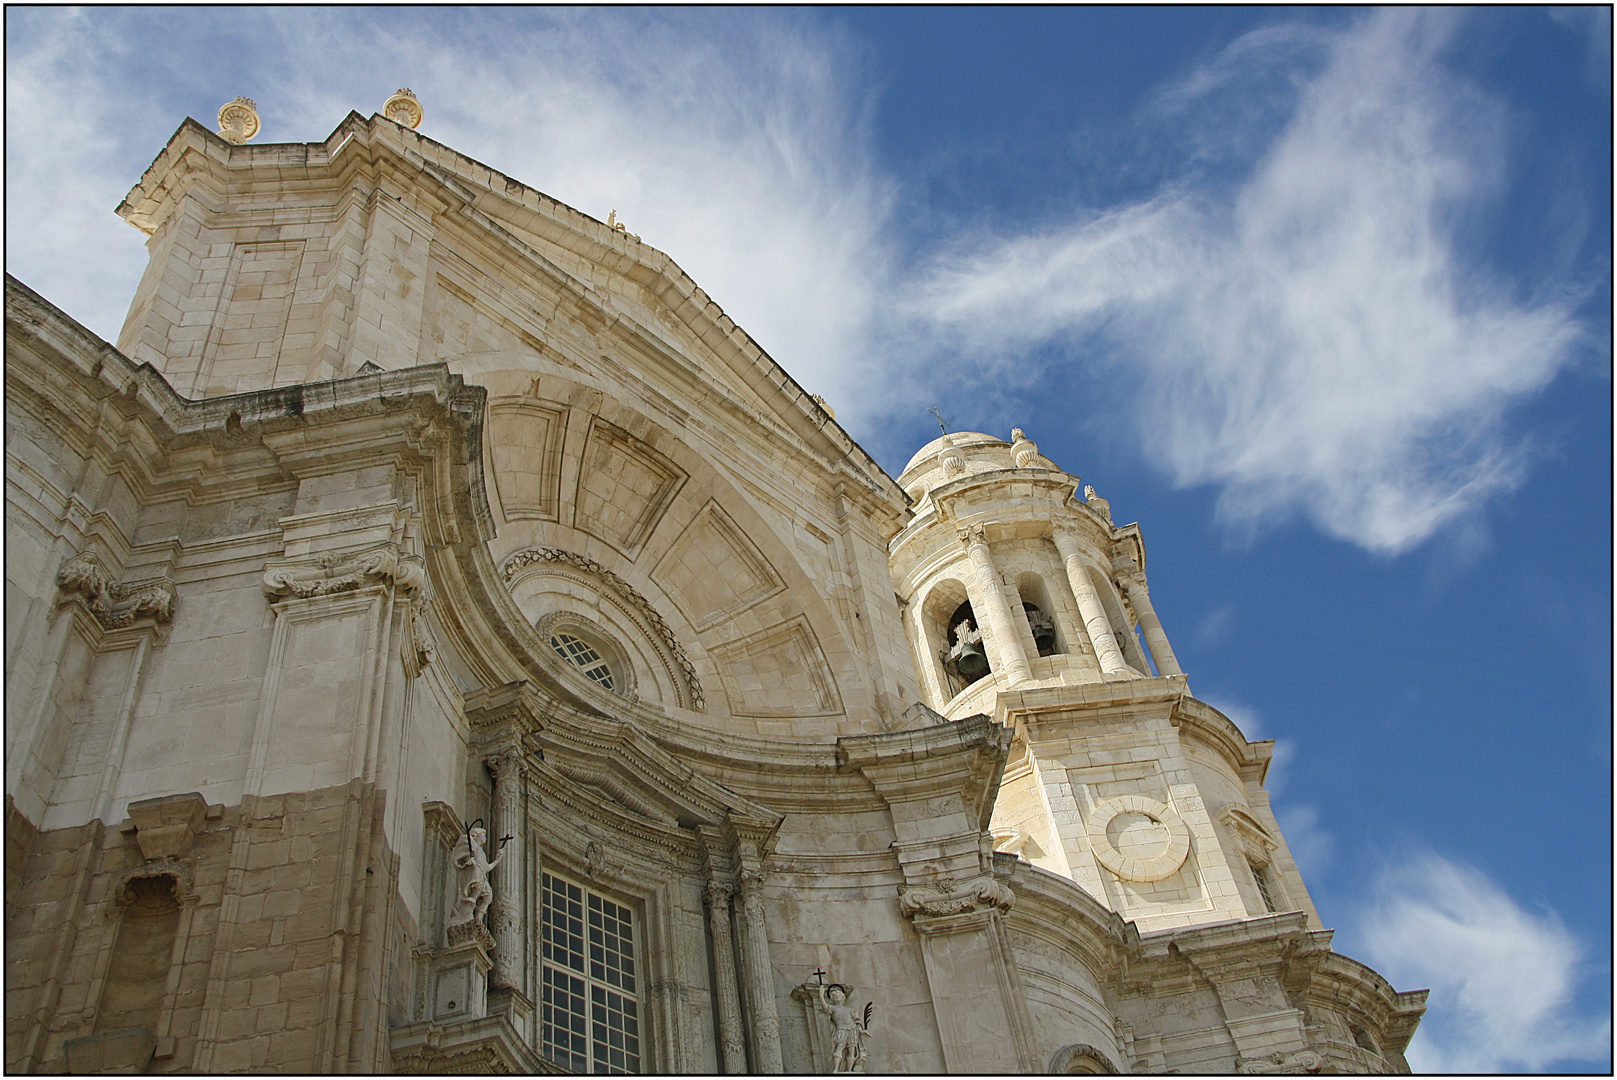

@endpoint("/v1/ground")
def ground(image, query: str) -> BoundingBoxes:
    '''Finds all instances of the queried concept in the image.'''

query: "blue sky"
[6,7,1610,1071]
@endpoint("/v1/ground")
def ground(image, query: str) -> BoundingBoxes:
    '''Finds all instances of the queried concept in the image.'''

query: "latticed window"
[541,872,641,1074]
[551,632,615,691]
[1250,859,1278,913]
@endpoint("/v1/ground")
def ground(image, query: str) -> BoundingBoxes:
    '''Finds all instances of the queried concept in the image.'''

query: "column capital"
[1050,525,1081,555]
[958,522,990,551]
[738,867,767,899]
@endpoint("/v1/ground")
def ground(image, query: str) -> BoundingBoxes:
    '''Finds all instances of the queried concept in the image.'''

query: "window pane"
[543,872,641,1073]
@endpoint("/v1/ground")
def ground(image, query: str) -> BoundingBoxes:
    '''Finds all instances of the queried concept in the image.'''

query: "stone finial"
[216,97,260,144]
[811,394,837,420]
[1084,484,1112,522]
[383,88,424,130]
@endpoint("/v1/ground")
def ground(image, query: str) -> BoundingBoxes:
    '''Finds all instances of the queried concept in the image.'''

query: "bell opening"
[942,600,991,686]
[1023,602,1058,657]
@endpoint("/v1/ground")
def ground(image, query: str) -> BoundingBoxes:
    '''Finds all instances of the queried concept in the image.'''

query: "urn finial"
[383,88,424,130]
[216,97,260,144]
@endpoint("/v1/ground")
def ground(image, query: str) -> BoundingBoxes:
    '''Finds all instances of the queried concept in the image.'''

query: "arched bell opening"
[1022,602,1058,656]
[1016,573,1063,657]
[942,599,991,686]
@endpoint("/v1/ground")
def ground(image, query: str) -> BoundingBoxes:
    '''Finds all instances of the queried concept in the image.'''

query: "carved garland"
[57,550,176,629]
[897,874,1015,920]
[263,545,427,600]
[500,547,703,710]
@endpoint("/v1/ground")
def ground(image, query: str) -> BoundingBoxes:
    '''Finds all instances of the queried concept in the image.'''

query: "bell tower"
[889,429,1319,933]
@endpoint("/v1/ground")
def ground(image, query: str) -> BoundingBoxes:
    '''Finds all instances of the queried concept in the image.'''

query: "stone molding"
[56,549,175,629]
[1218,803,1279,866]
[402,608,435,678]
[108,859,195,910]
[388,1015,543,1074]
[898,874,1014,919]
[261,544,426,600]
[1047,1042,1122,1074]
[501,546,702,709]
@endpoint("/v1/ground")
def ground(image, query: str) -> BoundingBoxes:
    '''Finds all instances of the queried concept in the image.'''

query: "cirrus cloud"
[907,9,1585,554]
[1350,852,1609,1072]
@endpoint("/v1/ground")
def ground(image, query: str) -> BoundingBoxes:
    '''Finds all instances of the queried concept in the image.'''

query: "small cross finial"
[812,968,827,985]
[928,406,950,436]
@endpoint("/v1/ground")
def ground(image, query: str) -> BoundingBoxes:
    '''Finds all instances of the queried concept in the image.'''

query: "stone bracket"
[57,549,175,630]
[126,792,209,861]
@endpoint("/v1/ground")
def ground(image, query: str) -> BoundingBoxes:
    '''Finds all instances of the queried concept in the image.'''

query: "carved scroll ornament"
[1236,1049,1324,1074]
[57,550,176,629]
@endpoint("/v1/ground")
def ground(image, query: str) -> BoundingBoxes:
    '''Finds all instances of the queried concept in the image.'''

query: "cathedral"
[5,94,1426,1074]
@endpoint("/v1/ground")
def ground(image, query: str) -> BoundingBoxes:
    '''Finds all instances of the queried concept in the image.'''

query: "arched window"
[551,632,615,691]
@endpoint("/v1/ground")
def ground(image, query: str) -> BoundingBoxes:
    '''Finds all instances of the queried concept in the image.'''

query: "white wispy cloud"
[5,9,1589,553]
[1352,853,1609,1072]
[908,9,1584,553]
[4,9,896,424]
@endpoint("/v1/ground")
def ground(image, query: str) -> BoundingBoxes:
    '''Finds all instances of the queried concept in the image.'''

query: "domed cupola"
[889,428,1184,719]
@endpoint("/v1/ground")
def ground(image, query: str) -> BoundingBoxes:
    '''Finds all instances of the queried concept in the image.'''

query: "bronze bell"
[955,640,990,679]
[1024,606,1057,656]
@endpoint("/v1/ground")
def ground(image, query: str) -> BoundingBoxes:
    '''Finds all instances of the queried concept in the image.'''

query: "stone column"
[485,747,524,990]
[737,869,784,1073]
[1052,530,1129,675]
[706,881,748,1073]
[1119,570,1183,677]
[960,526,1033,685]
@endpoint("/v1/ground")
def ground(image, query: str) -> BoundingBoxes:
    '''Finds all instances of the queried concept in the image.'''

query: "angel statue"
[814,982,874,1074]
[449,825,504,925]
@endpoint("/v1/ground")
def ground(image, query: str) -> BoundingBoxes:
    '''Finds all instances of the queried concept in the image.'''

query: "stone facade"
[6,103,1425,1074]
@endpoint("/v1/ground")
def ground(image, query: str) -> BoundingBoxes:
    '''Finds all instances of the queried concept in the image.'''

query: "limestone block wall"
[4,783,404,1073]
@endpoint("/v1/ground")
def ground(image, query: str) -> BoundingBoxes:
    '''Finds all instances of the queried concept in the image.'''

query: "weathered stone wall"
[4,782,400,1073]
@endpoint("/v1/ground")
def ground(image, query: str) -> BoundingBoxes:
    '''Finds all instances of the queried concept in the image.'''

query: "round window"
[550,632,615,691]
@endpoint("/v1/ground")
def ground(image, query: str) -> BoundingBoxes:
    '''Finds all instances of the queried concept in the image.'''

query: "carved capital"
[262,544,426,600]
[897,874,1014,920]
[738,867,767,899]
[484,745,525,786]
[958,523,989,552]
[57,550,175,629]
[705,878,735,908]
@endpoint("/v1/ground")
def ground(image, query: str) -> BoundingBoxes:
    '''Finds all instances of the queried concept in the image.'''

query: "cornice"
[7,275,494,550]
